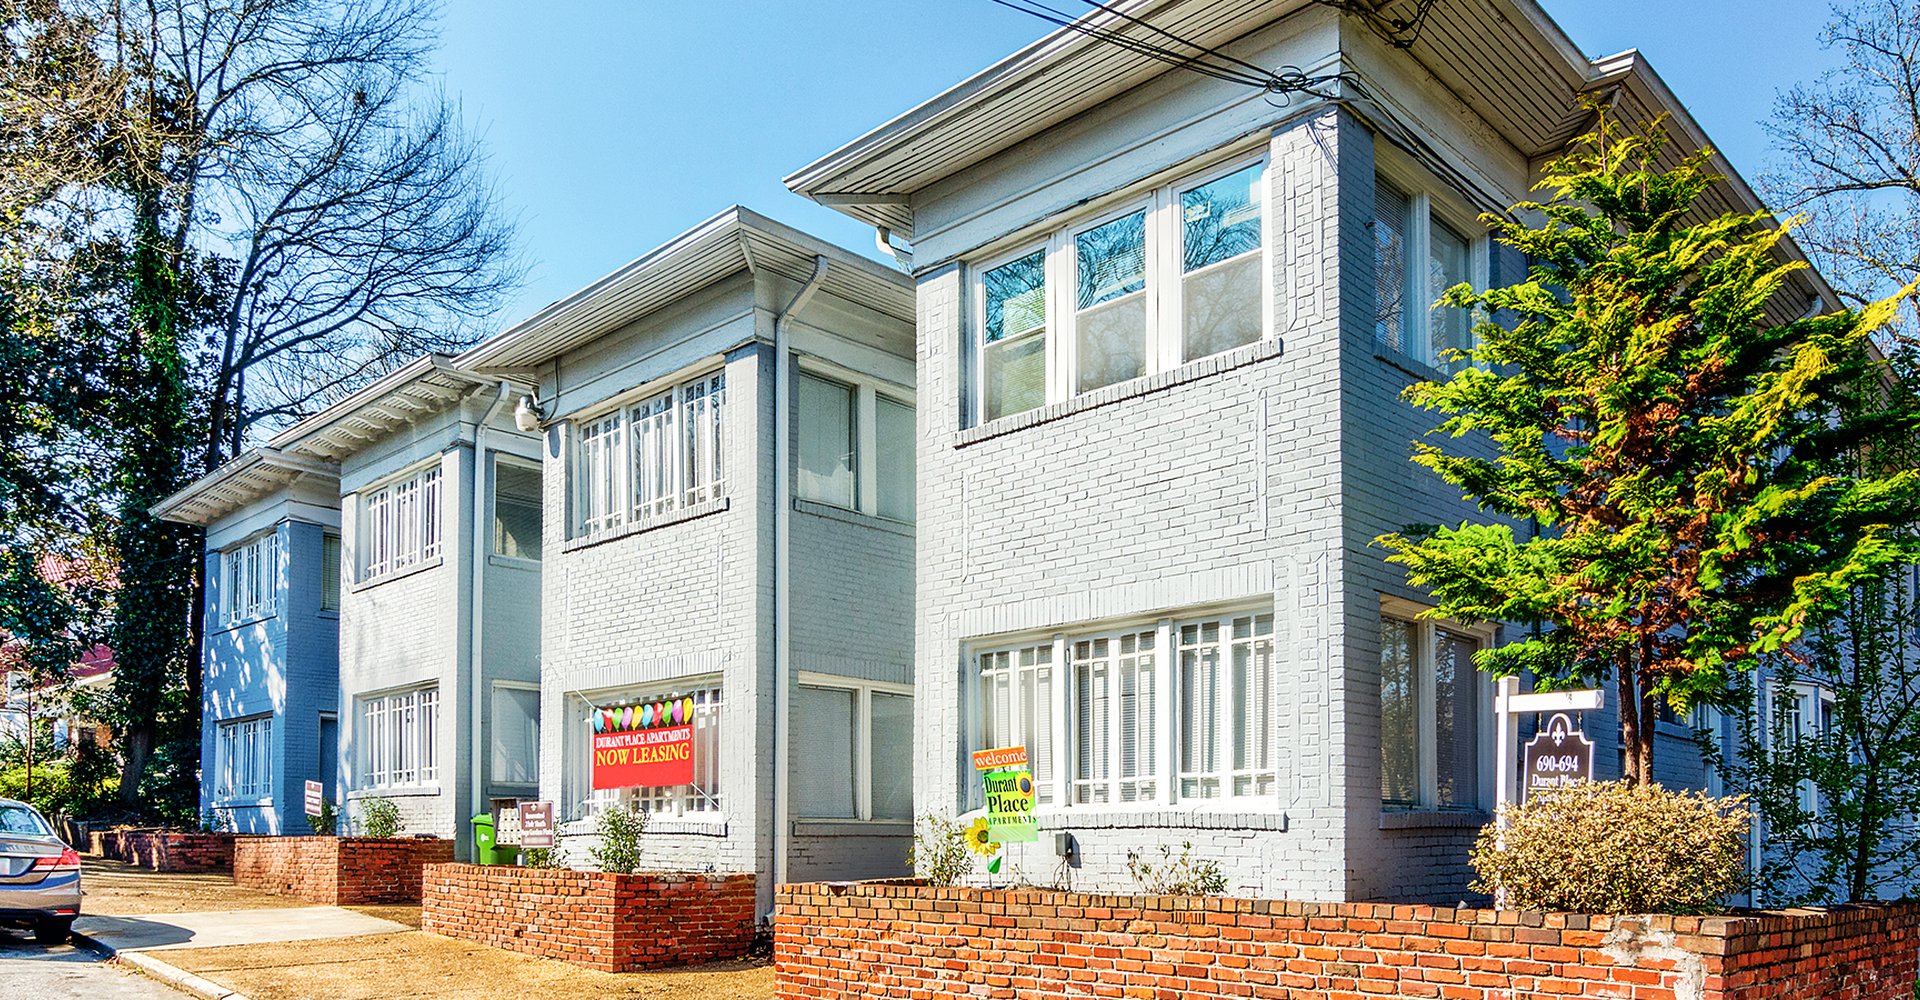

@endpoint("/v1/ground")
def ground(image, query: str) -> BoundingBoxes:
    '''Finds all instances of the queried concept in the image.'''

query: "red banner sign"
[592,723,695,790]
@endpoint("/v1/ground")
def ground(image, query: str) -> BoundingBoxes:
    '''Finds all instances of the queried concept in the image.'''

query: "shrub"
[1127,841,1229,896]
[588,803,647,874]
[358,797,402,838]
[305,800,338,836]
[1471,780,1748,914]
[521,846,564,869]
[907,814,975,887]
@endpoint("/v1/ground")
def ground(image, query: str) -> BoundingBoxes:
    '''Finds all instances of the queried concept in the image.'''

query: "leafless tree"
[1766,0,1920,342]
[96,0,522,466]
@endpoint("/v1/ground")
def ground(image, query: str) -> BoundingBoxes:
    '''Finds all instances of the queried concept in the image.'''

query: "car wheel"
[33,917,72,945]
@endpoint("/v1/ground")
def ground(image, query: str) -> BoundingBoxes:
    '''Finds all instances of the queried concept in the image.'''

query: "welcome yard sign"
[971,745,1038,843]
[591,698,697,790]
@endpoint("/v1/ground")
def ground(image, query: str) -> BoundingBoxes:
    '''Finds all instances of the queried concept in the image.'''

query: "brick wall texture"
[233,835,454,904]
[421,863,757,972]
[90,830,233,873]
[774,882,1920,1000]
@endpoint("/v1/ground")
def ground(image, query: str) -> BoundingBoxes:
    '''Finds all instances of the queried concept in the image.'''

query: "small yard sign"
[519,801,554,849]
[971,745,1037,843]
[591,700,696,790]
[1520,712,1595,801]
[304,780,324,817]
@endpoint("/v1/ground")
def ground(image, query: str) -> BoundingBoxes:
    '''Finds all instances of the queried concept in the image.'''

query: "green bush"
[1471,781,1749,914]
[305,800,338,835]
[907,815,976,887]
[1127,841,1229,896]
[588,803,647,874]
[358,797,402,838]
[0,754,118,820]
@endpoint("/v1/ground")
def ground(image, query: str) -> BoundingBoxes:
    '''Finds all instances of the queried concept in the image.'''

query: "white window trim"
[320,532,342,613]
[568,366,728,538]
[970,149,1274,426]
[358,460,444,582]
[358,684,439,791]
[222,531,279,627]
[796,672,914,822]
[794,357,914,522]
[967,604,1277,815]
[1373,153,1492,372]
[577,678,725,822]
[489,680,541,788]
[1768,679,1834,823]
[490,454,544,563]
[214,715,273,802]
[1379,595,1496,813]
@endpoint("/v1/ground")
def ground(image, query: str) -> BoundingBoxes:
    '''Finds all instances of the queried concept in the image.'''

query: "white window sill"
[792,819,914,837]
[213,611,278,635]
[486,554,542,571]
[1378,809,1491,830]
[349,785,442,799]
[791,499,913,536]
[558,816,730,838]
[956,805,1290,832]
[211,797,273,809]
[562,496,730,554]
[954,338,1281,448]
[349,556,444,594]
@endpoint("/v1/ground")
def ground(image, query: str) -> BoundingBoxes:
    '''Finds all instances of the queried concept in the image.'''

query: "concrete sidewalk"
[73,907,410,1000]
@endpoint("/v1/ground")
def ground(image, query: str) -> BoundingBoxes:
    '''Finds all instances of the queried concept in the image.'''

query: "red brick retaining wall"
[422,863,757,972]
[234,836,454,904]
[774,882,1920,1000]
[89,830,233,873]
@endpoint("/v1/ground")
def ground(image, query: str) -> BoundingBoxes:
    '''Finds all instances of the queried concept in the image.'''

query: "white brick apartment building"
[458,207,917,916]
[266,357,545,851]
[787,0,1838,902]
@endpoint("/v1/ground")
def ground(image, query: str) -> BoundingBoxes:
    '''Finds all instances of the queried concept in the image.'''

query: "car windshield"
[0,805,51,836]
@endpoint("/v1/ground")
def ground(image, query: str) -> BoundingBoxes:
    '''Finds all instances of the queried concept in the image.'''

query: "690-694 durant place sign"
[591,698,697,790]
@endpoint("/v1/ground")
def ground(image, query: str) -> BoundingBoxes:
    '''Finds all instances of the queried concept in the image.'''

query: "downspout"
[773,255,831,901]
[470,382,515,836]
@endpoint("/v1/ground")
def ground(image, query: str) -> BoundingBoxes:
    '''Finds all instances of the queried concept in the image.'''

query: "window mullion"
[1410,193,1434,365]
[1154,188,1179,375]
[856,686,874,821]
[1418,621,1439,808]
[1216,617,1236,799]
[1156,618,1176,805]
[1050,634,1070,807]
[1047,234,1070,406]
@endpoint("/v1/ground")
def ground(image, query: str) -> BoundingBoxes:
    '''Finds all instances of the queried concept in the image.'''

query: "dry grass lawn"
[159,930,776,1000]
[82,859,302,915]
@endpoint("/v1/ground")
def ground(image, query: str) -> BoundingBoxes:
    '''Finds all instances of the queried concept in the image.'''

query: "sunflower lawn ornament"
[964,816,1004,875]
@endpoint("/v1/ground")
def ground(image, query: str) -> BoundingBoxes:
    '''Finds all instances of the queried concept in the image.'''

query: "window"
[876,396,915,522]
[969,608,1274,812]
[1773,681,1832,821]
[215,717,272,800]
[797,373,856,508]
[570,371,726,536]
[971,155,1268,423]
[1379,611,1488,811]
[492,458,542,560]
[320,533,341,612]
[360,686,438,789]
[224,532,278,625]
[1372,174,1483,373]
[491,684,539,786]
[586,685,722,818]
[795,676,913,821]
[363,465,442,579]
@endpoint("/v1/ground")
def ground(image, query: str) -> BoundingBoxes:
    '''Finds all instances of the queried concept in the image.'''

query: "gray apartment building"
[457,207,918,915]
[787,0,1839,901]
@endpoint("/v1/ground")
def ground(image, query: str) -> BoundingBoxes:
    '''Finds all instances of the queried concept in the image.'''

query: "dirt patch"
[345,904,423,928]
[82,858,304,915]
[158,931,775,1000]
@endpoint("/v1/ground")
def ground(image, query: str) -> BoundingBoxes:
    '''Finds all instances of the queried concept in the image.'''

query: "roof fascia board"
[151,448,340,523]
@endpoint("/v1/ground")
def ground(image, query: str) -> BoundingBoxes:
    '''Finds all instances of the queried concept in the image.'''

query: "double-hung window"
[795,675,913,821]
[1771,681,1832,823]
[361,686,438,789]
[492,458,543,560]
[223,532,278,625]
[1379,608,1489,811]
[969,607,1275,812]
[570,371,727,536]
[362,465,442,579]
[795,367,915,522]
[215,716,272,800]
[973,155,1269,424]
[1372,173,1482,373]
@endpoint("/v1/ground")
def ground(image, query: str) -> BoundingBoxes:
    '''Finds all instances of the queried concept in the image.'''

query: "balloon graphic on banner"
[592,712,604,733]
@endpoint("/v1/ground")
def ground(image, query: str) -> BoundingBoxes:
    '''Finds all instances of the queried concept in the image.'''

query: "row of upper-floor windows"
[218,529,339,625]
[965,146,1489,426]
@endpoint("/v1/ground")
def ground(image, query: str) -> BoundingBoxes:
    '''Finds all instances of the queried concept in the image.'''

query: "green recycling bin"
[470,813,513,865]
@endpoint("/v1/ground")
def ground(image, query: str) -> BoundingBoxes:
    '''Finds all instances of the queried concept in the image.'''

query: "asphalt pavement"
[0,927,186,999]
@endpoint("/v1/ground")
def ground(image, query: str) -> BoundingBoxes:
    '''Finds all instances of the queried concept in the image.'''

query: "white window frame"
[490,454,544,562]
[1371,156,1491,372]
[359,685,439,790]
[1378,597,1496,813]
[214,715,272,801]
[569,369,727,538]
[1769,680,1834,823]
[966,605,1277,815]
[580,681,724,821]
[223,531,279,626]
[360,463,443,580]
[796,673,914,822]
[793,358,915,522]
[970,150,1274,426]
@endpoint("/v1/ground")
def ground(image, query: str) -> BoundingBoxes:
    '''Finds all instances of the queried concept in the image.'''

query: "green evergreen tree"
[1379,111,1920,785]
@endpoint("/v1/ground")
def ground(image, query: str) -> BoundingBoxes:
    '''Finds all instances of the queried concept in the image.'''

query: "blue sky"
[431,1,1842,327]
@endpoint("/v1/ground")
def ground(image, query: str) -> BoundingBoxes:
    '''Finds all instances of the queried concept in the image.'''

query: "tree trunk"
[1852,771,1879,903]
[1617,660,1645,785]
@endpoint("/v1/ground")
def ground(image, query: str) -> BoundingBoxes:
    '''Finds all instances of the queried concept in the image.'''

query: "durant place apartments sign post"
[1494,678,1602,827]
